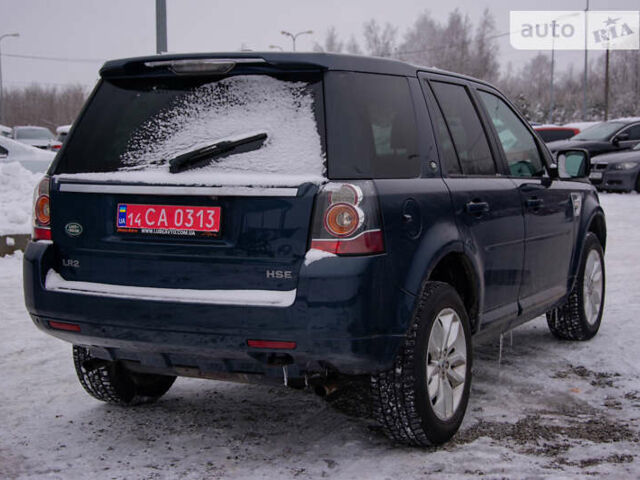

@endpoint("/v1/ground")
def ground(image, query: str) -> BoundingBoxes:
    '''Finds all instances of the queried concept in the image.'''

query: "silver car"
[0,136,56,173]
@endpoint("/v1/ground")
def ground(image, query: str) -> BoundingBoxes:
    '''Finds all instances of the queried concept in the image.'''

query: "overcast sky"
[0,0,638,89]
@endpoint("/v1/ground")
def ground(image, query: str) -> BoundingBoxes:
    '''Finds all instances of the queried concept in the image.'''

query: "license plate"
[589,172,603,180]
[116,204,221,236]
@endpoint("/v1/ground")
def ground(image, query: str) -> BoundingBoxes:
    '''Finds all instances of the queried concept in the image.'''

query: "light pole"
[0,32,19,124]
[582,0,590,119]
[280,30,313,52]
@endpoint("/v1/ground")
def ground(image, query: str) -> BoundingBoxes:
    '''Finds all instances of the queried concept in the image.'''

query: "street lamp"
[0,32,19,124]
[280,30,313,52]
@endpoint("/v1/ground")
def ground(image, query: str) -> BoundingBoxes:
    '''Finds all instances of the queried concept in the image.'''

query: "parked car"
[56,125,71,144]
[12,125,62,152]
[23,53,607,447]
[533,125,580,143]
[590,142,640,192]
[0,135,56,173]
[0,124,12,138]
[564,121,601,132]
[547,118,640,158]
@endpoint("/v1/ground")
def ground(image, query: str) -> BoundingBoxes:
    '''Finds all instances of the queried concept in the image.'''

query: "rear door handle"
[465,201,490,215]
[525,197,544,209]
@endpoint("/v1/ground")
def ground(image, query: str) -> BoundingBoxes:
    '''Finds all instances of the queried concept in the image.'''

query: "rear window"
[16,127,55,140]
[54,73,326,186]
[325,72,420,179]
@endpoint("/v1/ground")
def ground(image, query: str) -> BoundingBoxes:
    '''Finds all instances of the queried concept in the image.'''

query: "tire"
[371,281,472,446]
[635,173,640,193]
[73,346,176,405]
[546,233,605,341]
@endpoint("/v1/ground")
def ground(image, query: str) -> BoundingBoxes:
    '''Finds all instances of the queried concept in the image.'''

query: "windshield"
[573,122,625,141]
[16,127,55,140]
[54,73,326,185]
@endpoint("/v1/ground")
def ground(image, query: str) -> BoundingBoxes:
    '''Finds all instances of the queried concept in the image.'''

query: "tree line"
[1,83,88,129]
[314,9,640,124]
[2,9,638,129]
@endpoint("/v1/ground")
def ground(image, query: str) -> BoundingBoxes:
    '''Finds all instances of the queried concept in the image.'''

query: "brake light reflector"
[32,176,51,241]
[49,321,81,332]
[309,181,384,256]
[247,340,297,350]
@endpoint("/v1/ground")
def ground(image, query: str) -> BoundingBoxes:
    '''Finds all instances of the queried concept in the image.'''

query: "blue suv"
[23,53,607,446]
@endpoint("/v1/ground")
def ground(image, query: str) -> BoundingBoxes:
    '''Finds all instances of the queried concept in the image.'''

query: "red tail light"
[310,182,384,256]
[32,176,51,241]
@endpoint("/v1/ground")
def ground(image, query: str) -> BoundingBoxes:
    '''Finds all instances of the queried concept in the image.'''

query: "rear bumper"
[24,241,414,377]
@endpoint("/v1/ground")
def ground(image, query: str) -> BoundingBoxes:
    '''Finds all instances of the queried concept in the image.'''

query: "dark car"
[534,125,580,143]
[547,119,640,158]
[23,53,607,447]
[590,142,640,192]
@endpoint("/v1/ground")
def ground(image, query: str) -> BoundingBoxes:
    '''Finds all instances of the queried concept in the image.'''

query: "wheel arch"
[567,204,606,293]
[425,251,482,333]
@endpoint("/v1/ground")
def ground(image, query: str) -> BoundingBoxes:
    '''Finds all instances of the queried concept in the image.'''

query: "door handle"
[465,201,490,215]
[525,197,544,209]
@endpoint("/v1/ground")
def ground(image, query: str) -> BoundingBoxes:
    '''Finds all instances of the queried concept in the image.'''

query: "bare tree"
[345,35,362,55]
[363,19,397,57]
[313,26,344,53]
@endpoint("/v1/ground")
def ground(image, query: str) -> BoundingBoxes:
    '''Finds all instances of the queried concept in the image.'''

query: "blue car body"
[23,53,606,383]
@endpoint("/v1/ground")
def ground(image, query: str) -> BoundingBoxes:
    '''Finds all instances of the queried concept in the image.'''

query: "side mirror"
[613,132,630,145]
[555,149,590,179]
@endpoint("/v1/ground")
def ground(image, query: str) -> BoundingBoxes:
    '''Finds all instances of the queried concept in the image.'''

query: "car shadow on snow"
[58,321,637,476]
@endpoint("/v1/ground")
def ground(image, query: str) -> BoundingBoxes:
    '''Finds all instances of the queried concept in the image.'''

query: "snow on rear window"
[59,75,326,187]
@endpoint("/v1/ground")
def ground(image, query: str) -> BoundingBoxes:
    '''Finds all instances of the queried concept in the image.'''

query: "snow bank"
[59,76,326,187]
[0,162,41,235]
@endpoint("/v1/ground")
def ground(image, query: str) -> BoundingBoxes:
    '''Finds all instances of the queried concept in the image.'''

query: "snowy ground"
[1,193,639,479]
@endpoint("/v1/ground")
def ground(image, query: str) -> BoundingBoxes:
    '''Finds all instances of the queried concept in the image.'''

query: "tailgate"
[49,180,318,292]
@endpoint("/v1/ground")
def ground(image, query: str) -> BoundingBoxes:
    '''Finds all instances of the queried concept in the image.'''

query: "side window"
[0,145,7,157]
[477,90,544,178]
[430,81,496,176]
[623,124,640,140]
[429,95,461,174]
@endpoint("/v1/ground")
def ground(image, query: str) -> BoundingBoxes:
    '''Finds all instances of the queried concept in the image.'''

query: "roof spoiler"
[99,53,329,79]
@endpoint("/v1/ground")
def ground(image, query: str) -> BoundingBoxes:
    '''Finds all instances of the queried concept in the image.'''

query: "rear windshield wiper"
[168,132,267,173]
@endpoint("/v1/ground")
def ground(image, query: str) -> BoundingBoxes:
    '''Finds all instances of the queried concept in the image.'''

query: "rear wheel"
[635,173,640,193]
[73,346,176,405]
[546,233,605,341]
[371,282,472,446]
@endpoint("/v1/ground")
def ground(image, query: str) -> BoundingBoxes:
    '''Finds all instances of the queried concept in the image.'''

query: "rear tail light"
[32,176,51,241]
[310,181,384,255]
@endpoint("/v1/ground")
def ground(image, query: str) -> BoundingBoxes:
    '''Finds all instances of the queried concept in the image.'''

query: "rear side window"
[325,72,420,179]
[430,81,496,176]
[623,124,640,140]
